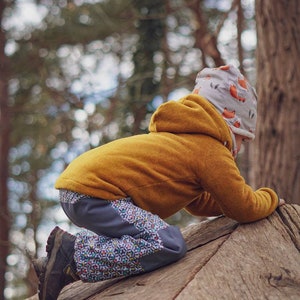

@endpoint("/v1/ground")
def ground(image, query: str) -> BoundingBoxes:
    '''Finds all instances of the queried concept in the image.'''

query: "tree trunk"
[0,1,11,299]
[254,0,300,204]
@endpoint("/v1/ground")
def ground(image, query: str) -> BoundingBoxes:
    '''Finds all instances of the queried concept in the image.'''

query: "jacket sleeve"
[196,143,279,223]
[185,192,223,217]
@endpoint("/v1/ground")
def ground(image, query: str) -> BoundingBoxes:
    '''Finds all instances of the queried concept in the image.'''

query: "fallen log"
[27,204,300,300]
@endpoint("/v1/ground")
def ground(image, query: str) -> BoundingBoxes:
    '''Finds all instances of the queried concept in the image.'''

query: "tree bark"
[254,0,300,204]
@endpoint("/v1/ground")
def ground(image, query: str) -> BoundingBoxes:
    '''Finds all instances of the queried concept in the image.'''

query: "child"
[34,65,284,300]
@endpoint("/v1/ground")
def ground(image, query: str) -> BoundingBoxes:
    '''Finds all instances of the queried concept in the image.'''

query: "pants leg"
[61,197,186,282]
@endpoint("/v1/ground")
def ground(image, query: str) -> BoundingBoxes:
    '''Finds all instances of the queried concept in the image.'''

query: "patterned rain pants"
[59,190,187,282]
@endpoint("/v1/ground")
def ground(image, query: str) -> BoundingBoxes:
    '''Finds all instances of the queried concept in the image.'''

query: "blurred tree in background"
[0,0,264,299]
[0,1,11,299]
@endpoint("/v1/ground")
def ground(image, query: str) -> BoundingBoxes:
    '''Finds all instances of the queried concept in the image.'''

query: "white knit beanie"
[193,65,257,140]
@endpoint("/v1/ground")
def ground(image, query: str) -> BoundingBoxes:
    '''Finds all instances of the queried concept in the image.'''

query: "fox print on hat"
[193,65,257,140]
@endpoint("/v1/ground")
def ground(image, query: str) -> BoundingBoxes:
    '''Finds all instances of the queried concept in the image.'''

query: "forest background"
[0,0,299,299]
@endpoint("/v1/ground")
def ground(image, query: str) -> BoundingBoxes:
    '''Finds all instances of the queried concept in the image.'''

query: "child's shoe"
[32,257,48,278]
[38,226,79,300]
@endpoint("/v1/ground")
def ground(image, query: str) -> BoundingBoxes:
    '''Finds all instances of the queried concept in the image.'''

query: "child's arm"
[185,193,285,220]
[198,149,281,223]
[185,192,223,217]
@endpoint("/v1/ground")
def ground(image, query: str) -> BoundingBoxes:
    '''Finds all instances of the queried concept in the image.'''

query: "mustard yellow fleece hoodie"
[55,94,278,223]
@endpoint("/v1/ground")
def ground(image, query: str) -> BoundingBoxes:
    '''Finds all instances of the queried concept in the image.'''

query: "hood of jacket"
[149,94,233,151]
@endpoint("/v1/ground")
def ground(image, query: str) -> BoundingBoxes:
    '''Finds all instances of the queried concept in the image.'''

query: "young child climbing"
[34,65,285,300]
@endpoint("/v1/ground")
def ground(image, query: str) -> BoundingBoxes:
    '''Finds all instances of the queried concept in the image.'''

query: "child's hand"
[278,198,286,206]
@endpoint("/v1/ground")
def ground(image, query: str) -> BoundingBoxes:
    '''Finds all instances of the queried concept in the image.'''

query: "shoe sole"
[39,227,64,300]
[32,257,48,278]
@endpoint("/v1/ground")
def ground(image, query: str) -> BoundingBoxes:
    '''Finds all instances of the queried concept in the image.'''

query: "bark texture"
[27,204,300,300]
[254,0,300,204]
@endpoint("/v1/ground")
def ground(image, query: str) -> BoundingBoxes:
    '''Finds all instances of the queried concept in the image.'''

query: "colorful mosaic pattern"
[74,198,168,282]
[59,189,91,204]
